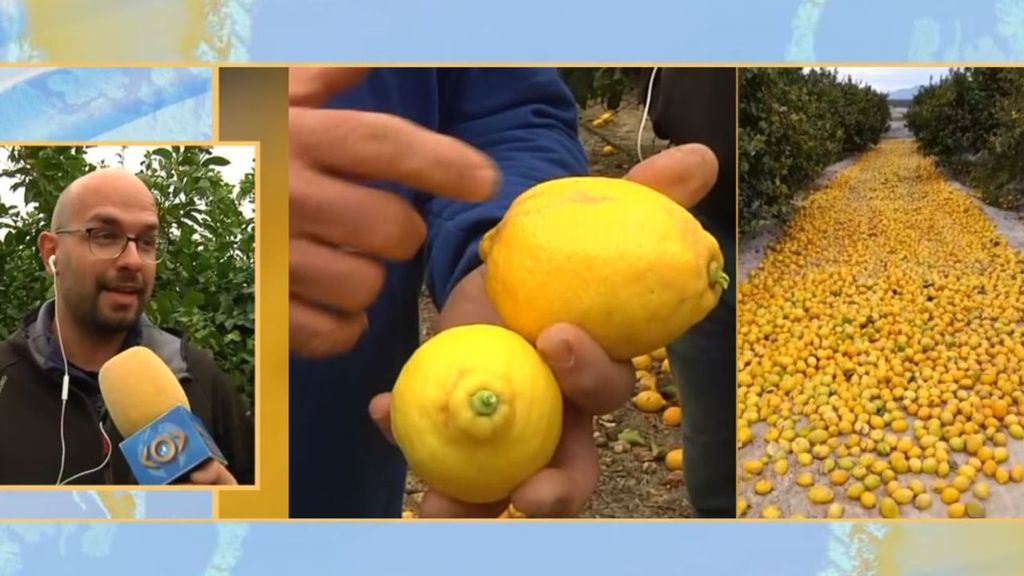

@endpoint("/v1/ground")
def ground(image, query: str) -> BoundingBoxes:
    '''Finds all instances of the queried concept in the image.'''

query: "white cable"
[637,66,660,162]
[56,395,68,484]
[52,271,113,486]
[59,422,112,486]
[53,276,71,485]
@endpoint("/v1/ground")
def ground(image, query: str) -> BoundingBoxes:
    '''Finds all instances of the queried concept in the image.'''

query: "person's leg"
[667,218,736,518]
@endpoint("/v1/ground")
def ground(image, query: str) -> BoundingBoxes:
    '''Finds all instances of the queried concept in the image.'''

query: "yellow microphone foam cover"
[98,346,191,437]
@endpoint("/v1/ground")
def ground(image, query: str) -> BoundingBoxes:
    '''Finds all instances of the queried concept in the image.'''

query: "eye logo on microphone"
[140,427,188,469]
[119,405,227,485]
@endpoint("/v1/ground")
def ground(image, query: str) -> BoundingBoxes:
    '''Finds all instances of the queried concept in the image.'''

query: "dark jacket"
[0,300,255,485]
[647,67,737,239]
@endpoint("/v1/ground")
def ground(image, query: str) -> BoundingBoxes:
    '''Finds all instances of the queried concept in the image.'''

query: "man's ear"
[39,231,58,276]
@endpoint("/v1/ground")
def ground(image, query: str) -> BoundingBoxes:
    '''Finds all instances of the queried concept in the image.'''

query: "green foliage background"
[739,68,891,234]
[906,68,1024,209]
[0,146,255,413]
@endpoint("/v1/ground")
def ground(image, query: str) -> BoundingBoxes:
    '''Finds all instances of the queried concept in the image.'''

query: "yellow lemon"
[1012,465,1024,483]
[948,503,966,518]
[774,458,790,475]
[662,406,683,427]
[633,390,667,413]
[632,355,654,371]
[665,448,684,471]
[480,176,728,360]
[808,485,834,504]
[503,504,529,519]
[860,491,877,509]
[880,497,900,519]
[390,324,562,504]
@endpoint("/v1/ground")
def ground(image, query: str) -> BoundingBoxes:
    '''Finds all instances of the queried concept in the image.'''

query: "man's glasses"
[54,227,167,263]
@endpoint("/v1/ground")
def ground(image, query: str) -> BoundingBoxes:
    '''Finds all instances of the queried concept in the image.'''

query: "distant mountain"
[888,85,923,101]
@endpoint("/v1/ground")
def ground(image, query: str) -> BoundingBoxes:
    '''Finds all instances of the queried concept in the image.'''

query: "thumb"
[535,323,634,416]
[289,67,372,108]
[624,143,719,208]
[368,393,395,444]
[189,460,234,485]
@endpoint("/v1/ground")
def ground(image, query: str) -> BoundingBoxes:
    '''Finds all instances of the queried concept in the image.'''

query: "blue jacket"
[289,68,588,518]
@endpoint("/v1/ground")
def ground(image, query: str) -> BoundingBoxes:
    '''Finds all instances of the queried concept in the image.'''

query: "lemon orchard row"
[737,139,1024,519]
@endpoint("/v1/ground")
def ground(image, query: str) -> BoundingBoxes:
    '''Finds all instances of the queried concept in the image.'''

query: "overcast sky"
[831,67,951,93]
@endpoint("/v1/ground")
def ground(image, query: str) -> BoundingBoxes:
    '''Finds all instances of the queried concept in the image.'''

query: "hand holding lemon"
[371,144,726,518]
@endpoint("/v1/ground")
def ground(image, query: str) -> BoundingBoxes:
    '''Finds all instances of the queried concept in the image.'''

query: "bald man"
[0,168,254,486]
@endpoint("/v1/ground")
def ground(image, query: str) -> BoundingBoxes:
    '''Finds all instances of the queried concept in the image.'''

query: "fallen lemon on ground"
[498,504,529,519]
[480,176,728,361]
[665,448,683,471]
[738,140,1024,519]
[633,390,666,412]
[390,324,563,504]
[662,406,682,427]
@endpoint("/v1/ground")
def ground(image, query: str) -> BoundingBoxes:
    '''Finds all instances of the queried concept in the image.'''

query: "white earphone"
[50,251,111,485]
[637,67,660,162]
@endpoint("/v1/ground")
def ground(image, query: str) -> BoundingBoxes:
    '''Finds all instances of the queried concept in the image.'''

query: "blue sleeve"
[422,68,589,309]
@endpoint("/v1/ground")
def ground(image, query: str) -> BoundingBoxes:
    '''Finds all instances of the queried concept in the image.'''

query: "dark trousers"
[647,67,737,518]
[667,216,736,518]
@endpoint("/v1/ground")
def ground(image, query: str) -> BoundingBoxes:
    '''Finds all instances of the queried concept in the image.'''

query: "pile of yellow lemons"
[631,348,685,472]
[738,139,1024,519]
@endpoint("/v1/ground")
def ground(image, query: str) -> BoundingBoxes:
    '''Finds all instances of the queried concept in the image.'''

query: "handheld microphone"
[98,346,227,485]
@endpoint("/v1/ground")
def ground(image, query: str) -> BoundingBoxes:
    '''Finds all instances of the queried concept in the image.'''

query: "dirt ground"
[887,107,912,139]
[737,115,1024,518]
[401,99,692,519]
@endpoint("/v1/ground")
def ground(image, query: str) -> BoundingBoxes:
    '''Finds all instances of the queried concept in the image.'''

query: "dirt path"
[403,101,689,519]
[887,107,912,139]
[738,139,1024,519]
[946,176,1024,252]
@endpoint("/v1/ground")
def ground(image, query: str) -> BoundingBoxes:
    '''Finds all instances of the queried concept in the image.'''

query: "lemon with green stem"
[390,324,563,504]
[480,176,728,361]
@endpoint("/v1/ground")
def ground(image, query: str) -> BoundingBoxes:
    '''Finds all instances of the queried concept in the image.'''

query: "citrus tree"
[739,68,890,233]
[907,68,1024,209]
[0,146,255,412]
[559,68,651,110]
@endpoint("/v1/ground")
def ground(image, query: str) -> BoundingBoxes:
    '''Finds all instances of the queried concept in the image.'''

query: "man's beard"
[91,300,147,333]
[68,276,151,336]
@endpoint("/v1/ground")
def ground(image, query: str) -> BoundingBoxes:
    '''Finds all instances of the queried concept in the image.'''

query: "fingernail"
[542,337,574,369]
